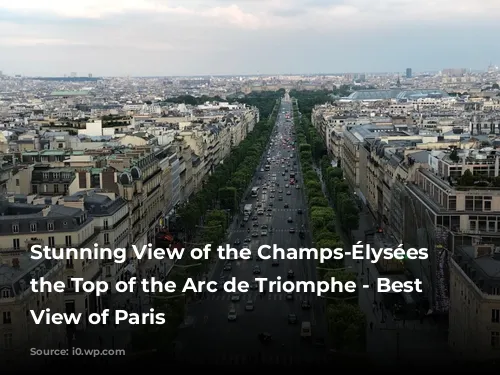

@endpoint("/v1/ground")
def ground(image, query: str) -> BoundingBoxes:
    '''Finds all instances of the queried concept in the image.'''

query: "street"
[174,99,330,364]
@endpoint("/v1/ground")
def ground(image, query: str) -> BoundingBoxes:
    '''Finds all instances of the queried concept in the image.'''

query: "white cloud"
[0,36,79,46]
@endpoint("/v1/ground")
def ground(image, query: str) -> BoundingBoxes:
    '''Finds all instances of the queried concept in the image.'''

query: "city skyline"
[1,0,500,76]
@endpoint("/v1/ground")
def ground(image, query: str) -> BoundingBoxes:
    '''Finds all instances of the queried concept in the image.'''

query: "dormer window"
[30,223,37,233]
[63,221,68,227]
[1,289,10,298]
[47,221,54,231]
[12,224,19,234]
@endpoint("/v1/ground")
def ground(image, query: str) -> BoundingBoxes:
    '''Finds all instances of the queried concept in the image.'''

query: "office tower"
[406,68,412,78]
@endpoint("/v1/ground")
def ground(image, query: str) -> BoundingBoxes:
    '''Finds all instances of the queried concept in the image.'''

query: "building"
[0,199,101,332]
[406,68,412,79]
[64,191,129,292]
[0,252,65,358]
[449,243,500,361]
[117,147,165,264]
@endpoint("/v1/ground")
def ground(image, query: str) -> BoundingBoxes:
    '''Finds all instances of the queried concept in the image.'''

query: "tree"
[327,303,365,350]
[449,149,459,162]
[309,196,329,207]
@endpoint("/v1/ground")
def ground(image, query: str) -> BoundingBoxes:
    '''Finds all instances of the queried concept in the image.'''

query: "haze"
[1,0,499,76]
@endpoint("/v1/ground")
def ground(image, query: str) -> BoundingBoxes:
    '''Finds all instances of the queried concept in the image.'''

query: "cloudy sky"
[0,0,499,76]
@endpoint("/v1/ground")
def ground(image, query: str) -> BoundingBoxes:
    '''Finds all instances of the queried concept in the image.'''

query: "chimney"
[42,206,51,216]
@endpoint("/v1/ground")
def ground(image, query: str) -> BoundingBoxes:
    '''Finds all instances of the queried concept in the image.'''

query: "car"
[253,266,261,274]
[231,294,241,302]
[257,203,262,207]
[262,186,267,190]
[245,300,254,311]
[234,239,241,246]
[253,222,259,227]
[288,313,298,324]
[261,224,268,229]
[270,194,275,199]
[223,263,232,271]
[252,216,258,221]
[269,202,273,207]
[296,185,300,189]
[287,217,293,223]
[286,292,294,300]
[228,308,237,321]
[257,210,264,215]
[243,216,249,222]
[284,203,289,208]
[260,168,264,172]
[272,259,279,266]
[286,191,291,195]
[258,332,272,343]
[301,300,311,309]
[250,281,258,290]
[285,184,289,188]
[244,237,251,243]
[287,270,295,279]
[240,222,245,228]
[297,209,302,214]
[278,196,283,201]
[261,230,268,236]
[282,172,286,176]
[252,231,259,237]
[278,189,284,193]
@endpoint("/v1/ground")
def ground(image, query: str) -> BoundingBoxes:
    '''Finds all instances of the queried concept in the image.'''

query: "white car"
[228,309,237,321]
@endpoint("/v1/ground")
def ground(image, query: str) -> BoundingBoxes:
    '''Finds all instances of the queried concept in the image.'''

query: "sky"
[1,0,500,76]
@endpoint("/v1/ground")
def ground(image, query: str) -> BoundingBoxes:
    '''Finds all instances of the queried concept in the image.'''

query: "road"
[174,98,330,364]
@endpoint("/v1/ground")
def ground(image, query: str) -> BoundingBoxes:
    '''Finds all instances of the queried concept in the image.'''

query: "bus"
[251,187,259,197]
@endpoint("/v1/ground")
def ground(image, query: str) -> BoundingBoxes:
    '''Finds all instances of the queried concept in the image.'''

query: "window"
[493,309,500,323]
[104,233,110,244]
[48,236,55,247]
[65,235,72,246]
[53,172,60,179]
[66,257,74,269]
[12,239,20,250]
[54,184,59,193]
[491,332,500,348]
[12,224,19,234]
[66,277,74,289]
[30,223,37,232]
[15,179,19,187]
[3,311,11,324]
[4,333,12,350]
[103,219,109,230]
[32,185,38,194]
[48,222,54,231]
[1,289,10,298]
[63,184,69,193]
[43,184,48,193]
[42,172,49,180]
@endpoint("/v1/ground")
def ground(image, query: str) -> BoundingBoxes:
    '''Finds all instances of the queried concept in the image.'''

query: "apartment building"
[0,200,101,331]
[117,147,165,263]
[63,191,129,292]
[449,243,500,361]
[0,252,65,358]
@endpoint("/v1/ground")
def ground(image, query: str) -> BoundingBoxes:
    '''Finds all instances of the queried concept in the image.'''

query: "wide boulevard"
[174,99,330,365]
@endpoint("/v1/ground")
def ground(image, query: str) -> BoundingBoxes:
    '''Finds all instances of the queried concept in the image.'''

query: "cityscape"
[1,0,500,369]
[1,68,500,368]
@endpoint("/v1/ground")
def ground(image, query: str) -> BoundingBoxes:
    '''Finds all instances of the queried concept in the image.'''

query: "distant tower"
[396,76,401,87]
[406,68,412,78]
[88,73,92,78]
[70,72,77,77]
